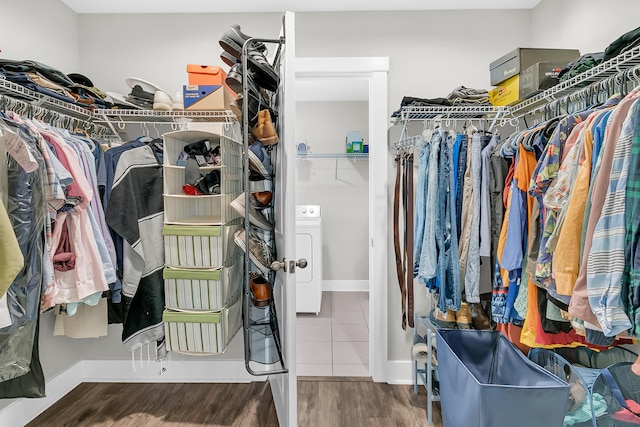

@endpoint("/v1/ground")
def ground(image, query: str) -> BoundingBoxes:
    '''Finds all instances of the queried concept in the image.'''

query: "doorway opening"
[293,58,389,380]
[295,99,370,377]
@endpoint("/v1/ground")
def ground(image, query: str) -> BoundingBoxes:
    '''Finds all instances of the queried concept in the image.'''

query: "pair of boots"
[431,302,491,330]
[253,109,279,146]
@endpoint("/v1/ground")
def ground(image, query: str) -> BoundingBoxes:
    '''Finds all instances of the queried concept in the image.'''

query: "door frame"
[295,57,389,382]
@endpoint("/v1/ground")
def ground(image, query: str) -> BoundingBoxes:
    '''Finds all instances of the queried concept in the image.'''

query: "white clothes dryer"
[295,205,323,314]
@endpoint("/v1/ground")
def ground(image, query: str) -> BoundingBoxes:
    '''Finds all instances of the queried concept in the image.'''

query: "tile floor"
[296,291,370,377]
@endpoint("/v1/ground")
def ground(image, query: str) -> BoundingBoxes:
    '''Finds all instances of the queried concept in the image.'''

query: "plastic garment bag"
[0,120,46,393]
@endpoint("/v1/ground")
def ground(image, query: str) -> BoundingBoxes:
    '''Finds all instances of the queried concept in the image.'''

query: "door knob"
[270,258,308,273]
[270,259,288,272]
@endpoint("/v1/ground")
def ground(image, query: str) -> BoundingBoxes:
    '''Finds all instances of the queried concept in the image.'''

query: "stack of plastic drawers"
[161,129,243,355]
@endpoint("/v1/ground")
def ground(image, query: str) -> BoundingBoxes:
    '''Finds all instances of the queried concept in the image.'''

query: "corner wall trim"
[323,280,369,292]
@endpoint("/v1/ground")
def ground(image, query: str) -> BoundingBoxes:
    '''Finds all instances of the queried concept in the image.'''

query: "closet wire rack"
[393,105,508,122]
[0,76,94,119]
[391,47,640,129]
[509,45,640,118]
[92,109,238,123]
[92,109,240,140]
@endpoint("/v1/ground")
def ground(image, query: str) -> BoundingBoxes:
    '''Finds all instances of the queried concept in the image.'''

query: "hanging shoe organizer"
[236,35,288,376]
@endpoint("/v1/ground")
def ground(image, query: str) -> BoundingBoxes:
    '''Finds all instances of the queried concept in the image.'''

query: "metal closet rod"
[0,93,112,137]
[392,115,497,150]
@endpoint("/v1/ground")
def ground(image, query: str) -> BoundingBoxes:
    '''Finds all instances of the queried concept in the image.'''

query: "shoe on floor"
[250,273,271,307]
[253,109,279,146]
[250,191,272,209]
[230,193,273,230]
[247,140,272,179]
[429,308,457,329]
[455,302,472,329]
[470,302,491,330]
[233,229,272,275]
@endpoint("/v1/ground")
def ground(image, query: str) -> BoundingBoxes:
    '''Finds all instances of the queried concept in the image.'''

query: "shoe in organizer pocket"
[219,25,279,92]
[219,25,268,62]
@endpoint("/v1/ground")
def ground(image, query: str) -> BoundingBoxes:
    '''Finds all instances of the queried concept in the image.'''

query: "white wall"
[0,0,83,412]
[532,0,640,54]
[0,0,79,71]
[296,10,533,115]
[77,13,284,98]
[295,101,369,282]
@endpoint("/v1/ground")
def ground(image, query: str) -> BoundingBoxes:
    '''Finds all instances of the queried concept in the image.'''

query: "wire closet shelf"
[508,45,640,119]
[0,76,94,119]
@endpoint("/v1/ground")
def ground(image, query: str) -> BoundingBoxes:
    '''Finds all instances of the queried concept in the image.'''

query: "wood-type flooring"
[26,377,441,427]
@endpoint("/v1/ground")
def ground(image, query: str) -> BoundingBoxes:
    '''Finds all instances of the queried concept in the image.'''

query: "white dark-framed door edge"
[269,10,298,427]
[295,56,390,383]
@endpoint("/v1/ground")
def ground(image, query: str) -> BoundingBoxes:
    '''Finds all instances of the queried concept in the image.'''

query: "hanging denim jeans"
[455,134,468,239]
[464,133,482,303]
[413,142,430,276]
[418,130,441,286]
[437,134,462,312]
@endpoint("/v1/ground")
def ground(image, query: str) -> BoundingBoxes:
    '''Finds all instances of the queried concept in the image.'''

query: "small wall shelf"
[297,152,369,159]
[297,152,369,179]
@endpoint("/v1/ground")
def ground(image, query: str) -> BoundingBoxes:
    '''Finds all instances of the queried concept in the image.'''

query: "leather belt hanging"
[405,153,415,328]
[393,155,407,330]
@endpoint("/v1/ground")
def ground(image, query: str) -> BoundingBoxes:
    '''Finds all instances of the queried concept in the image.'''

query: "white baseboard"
[385,360,414,385]
[0,362,83,427]
[81,359,258,383]
[323,280,369,292]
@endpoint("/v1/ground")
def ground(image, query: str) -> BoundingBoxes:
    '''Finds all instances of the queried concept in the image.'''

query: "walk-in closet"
[3,1,640,426]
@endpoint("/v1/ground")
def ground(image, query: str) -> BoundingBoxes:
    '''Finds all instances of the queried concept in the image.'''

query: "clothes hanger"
[420,119,434,143]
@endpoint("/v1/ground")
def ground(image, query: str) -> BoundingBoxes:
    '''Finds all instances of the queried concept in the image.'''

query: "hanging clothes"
[569,90,640,328]
[105,143,166,359]
[586,99,640,337]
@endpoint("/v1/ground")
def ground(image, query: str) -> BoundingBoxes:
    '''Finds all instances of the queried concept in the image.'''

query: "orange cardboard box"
[187,64,226,86]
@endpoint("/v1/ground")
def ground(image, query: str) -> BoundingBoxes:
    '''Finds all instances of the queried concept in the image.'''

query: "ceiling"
[60,0,542,14]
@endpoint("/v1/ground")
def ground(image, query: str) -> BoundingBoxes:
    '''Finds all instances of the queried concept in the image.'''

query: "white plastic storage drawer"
[163,290,242,355]
[163,264,241,312]
[163,223,240,268]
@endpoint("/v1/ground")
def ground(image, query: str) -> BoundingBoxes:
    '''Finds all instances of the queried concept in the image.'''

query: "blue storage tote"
[436,329,570,427]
